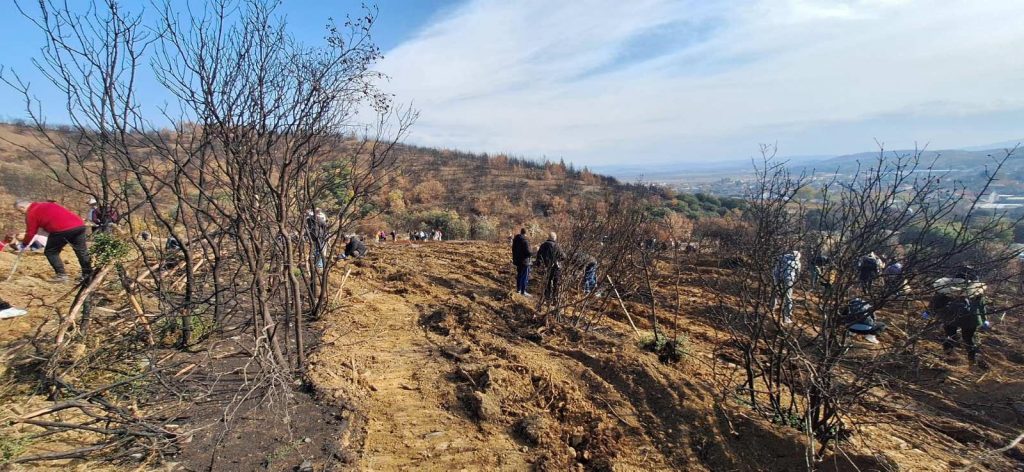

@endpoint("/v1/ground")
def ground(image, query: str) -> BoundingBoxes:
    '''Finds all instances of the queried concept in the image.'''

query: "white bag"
[0,308,27,319]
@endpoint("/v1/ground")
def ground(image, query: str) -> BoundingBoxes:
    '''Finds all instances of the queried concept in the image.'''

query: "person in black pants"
[16,200,93,283]
[535,232,565,304]
[46,226,93,282]
[511,228,533,295]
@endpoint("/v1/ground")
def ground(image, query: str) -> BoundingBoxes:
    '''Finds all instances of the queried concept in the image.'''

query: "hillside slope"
[303,241,1024,471]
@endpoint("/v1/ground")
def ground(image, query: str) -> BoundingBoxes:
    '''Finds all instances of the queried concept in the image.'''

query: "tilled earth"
[2,242,1023,470]
[306,241,1024,471]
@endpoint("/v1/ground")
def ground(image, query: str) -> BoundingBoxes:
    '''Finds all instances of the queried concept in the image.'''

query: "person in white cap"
[85,197,119,233]
[86,198,99,232]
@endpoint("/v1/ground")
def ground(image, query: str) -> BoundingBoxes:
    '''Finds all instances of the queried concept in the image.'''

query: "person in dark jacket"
[857,252,883,294]
[15,200,92,282]
[511,228,533,295]
[343,235,367,259]
[930,271,989,362]
[809,253,830,290]
[305,210,329,269]
[534,232,565,303]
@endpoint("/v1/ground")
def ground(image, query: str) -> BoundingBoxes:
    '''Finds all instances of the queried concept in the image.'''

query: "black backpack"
[860,256,878,273]
[945,297,971,319]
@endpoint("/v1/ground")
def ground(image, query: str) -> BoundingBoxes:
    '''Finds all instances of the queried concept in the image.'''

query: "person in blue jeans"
[581,254,598,294]
[511,228,533,295]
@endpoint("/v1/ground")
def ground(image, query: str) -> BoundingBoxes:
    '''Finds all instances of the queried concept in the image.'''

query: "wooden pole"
[607,275,642,339]
[5,251,24,282]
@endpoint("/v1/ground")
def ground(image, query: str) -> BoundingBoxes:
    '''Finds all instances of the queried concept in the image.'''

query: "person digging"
[14,200,93,283]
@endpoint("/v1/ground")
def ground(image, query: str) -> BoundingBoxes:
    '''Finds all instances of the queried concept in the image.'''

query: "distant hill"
[0,123,745,241]
[962,139,1024,151]
[610,141,1024,193]
[364,142,745,238]
[802,147,1018,173]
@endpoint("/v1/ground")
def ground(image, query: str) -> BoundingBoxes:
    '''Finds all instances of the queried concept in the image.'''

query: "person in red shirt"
[15,200,93,282]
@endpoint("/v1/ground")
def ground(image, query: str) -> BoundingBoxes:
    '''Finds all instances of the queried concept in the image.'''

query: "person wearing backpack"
[930,270,989,362]
[857,252,883,294]
[771,250,801,324]
[842,298,886,344]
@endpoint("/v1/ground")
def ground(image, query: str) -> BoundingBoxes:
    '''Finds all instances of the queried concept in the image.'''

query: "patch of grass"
[0,433,32,463]
[262,439,303,469]
[154,314,216,345]
[771,411,805,430]
[639,332,689,364]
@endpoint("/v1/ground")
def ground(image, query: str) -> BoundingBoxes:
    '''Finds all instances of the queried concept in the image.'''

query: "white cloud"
[379,0,1024,165]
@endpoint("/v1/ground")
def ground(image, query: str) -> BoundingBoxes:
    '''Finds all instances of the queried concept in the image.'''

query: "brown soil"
[3,241,1024,471]
[305,242,1024,471]
[0,249,353,472]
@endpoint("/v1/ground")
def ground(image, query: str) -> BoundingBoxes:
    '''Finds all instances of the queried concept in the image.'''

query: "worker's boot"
[49,273,69,283]
[942,336,958,353]
[967,346,979,362]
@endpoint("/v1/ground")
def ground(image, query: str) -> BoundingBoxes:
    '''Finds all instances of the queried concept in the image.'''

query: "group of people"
[0,198,377,283]
[410,229,443,241]
[0,197,124,283]
[510,229,598,309]
[772,247,989,361]
[0,196,998,364]
[1,200,95,283]
[304,208,371,264]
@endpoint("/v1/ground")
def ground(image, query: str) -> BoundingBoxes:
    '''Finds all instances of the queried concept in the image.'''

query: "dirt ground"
[3,241,1024,470]
[0,248,351,472]
[304,241,1024,471]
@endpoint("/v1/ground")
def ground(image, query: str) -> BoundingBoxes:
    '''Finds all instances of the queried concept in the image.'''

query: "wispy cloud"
[379,0,1024,165]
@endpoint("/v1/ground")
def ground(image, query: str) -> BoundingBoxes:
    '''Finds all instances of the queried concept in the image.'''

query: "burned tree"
[710,144,1022,461]
[0,0,411,464]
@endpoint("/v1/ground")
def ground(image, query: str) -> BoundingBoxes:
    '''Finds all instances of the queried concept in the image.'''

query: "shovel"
[5,250,24,282]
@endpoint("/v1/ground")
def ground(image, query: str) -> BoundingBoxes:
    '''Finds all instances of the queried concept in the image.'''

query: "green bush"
[639,332,689,364]
[88,231,133,266]
[900,223,964,249]
[470,216,498,240]
[407,209,469,239]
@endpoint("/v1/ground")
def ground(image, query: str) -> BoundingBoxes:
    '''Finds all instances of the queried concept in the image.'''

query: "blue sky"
[2,0,1023,167]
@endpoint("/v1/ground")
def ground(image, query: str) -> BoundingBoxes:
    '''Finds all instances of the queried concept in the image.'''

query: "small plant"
[771,412,805,430]
[88,231,133,267]
[0,433,31,463]
[155,314,215,345]
[639,332,689,364]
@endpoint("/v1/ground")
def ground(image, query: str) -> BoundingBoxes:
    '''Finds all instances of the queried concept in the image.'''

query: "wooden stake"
[126,291,156,346]
[607,275,642,339]
[333,267,353,305]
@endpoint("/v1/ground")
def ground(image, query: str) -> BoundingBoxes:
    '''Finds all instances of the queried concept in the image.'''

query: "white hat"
[88,198,98,205]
